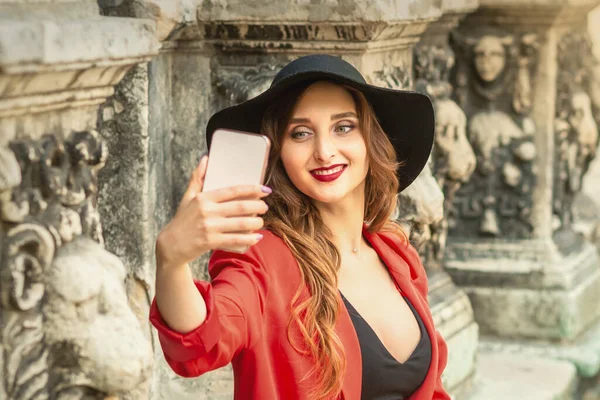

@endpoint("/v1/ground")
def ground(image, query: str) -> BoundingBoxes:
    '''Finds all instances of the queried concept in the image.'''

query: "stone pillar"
[0,1,158,399]
[399,0,482,396]
[444,0,600,395]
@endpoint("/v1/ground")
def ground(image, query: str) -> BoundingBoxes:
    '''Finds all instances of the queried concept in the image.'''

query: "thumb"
[182,155,208,203]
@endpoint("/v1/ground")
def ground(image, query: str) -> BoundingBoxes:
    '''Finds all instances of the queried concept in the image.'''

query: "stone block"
[196,0,442,23]
[481,318,600,379]
[0,17,158,68]
[463,266,600,340]
[466,350,578,400]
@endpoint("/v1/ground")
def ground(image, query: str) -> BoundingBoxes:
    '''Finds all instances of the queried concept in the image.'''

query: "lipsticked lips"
[310,164,347,183]
[310,164,347,173]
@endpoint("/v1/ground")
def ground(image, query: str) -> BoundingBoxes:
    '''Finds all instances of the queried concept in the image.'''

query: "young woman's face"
[280,81,369,205]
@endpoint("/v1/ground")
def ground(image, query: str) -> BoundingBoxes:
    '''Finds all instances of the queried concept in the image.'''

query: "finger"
[212,232,264,253]
[205,184,271,203]
[207,216,264,233]
[182,155,208,203]
[216,200,269,218]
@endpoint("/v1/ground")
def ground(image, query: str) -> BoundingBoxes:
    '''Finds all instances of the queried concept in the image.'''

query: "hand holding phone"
[156,129,272,265]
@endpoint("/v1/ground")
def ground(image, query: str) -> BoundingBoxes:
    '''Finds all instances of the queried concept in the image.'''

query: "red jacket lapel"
[362,227,440,400]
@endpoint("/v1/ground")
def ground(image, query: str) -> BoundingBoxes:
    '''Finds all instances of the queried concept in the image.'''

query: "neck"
[314,189,366,256]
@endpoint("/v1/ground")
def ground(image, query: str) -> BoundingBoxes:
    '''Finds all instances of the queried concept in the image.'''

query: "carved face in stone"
[43,238,152,396]
[473,36,507,83]
[434,99,476,182]
[569,91,598,154]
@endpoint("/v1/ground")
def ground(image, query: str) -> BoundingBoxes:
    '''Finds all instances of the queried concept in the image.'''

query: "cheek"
[280,143,295,168]
[279,143,306,180]
[349,137,368,166]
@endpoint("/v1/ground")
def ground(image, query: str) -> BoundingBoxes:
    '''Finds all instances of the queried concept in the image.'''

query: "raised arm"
[151,155,270,375]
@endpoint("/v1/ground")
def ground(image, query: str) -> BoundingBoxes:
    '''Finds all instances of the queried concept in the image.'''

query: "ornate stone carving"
[553,30,600,231]
[3,132,107,245]
[395,163,445,256]
[449,30,538,238]
[212,62,287,109]
[371,65,412,90]
[44,238,152,399]
[0,132,151,400]
[409,43,476,269]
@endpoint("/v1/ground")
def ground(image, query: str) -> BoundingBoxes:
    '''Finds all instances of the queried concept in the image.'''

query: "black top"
[341,293,432,400]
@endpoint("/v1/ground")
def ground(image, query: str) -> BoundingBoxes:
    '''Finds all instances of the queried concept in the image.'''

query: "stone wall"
[0,2,159,399]
[1,1,600,399]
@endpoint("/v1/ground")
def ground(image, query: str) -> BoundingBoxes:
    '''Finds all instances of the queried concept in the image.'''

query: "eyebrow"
[289,112,358,124]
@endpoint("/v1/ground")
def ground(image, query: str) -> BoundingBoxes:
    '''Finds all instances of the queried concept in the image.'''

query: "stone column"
[96,2,233,398]
[400,0,481,396]
[444,0,600,396]
[0,1,158,399]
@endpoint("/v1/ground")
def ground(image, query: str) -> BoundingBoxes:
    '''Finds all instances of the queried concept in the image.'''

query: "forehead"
[292,81,356,114]
[474,37,505,53]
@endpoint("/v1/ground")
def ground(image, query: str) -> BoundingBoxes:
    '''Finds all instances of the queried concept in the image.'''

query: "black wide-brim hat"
[206,54,435,192]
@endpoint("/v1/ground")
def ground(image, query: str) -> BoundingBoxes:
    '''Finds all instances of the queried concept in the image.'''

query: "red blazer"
[150,226,450,400]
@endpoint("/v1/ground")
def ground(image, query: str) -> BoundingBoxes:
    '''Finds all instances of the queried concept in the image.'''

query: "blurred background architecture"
[1,0,600,399]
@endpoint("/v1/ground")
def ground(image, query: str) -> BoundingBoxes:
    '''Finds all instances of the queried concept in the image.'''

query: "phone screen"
[202,129,271,192]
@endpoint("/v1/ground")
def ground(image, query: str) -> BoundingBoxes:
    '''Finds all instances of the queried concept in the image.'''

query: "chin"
[304,182,355,204]
[309,192,347,204]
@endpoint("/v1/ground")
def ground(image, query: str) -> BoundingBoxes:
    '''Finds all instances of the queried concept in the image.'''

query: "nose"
[313,132,336,162]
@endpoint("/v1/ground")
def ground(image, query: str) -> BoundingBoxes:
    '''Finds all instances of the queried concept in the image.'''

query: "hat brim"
[206,71,435,193]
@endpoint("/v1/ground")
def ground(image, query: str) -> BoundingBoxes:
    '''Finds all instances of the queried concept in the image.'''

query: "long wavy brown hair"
[261,80,407,399]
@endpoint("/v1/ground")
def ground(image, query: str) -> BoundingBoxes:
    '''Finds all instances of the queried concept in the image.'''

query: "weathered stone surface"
[45,238,153,396]
[99,0,198,41]
[458,244,600,340]
[0,18,157,68]
[197,0,442,22]
[428,275,479,395]
[0,4,158,143]
[480,318,600,378]
[450,29,539,239]
[554,29,599,231]
[396,163,445,251]
[467,350,578,400]
[0,131,153,399]
[98,64,154,295]
[151,355,233,400]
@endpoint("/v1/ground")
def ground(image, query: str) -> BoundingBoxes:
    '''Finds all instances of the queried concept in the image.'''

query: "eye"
[290,127,312,140]
[334,123,355,134]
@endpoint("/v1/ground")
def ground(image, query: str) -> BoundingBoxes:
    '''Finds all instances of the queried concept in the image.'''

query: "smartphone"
[202,128,271,192]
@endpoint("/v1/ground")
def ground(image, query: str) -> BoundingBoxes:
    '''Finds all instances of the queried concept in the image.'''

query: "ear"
[1,223,55,311]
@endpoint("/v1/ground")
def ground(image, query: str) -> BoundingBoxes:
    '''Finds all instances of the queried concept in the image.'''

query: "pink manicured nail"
[261,185,272,194]
[256,234,264,241]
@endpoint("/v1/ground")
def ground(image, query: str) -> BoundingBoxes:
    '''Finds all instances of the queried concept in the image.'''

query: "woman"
[150,55,450,400]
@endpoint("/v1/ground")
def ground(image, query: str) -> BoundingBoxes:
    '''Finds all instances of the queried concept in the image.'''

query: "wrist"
[155,230,181,268]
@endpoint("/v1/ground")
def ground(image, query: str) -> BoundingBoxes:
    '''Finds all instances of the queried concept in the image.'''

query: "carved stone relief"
[0,132,152,400]
[450,30,538,238]
[409,43,476,270]
[395,162,445,268]
[211,62,288,110]
[371,65,412,90]
[554,30,600,231]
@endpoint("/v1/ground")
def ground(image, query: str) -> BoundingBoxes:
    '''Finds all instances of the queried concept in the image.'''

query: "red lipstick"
[309,164,347,183]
